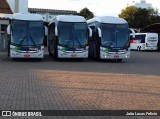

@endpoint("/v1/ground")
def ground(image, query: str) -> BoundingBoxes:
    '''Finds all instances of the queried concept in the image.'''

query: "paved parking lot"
[0,50,160,119]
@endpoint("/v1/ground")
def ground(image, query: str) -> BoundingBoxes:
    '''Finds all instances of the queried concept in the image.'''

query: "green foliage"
[119,6,160,29]
[79,7,94,20]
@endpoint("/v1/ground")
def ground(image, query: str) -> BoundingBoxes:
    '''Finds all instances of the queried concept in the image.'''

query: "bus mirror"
[45,26,48,36]
[55,26,58,36]
[88,27,92,37]
[97,28,102,37]
[7,25,11,35]
[129,28,135,38]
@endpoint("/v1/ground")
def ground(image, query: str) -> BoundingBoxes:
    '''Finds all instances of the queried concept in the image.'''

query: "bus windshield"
[58,22,88,47]
[12,20,44,46]
[101,24,129,48]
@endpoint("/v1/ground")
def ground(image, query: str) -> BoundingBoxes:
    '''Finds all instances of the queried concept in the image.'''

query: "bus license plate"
[24,54,30,58]
[71,54,77,58]
[114,55,119,58]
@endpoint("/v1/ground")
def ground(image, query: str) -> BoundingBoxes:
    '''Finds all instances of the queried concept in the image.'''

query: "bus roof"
[130,32,158,35]
[54,15,86,23]
[87,16,127,24]
[12,13,43,21]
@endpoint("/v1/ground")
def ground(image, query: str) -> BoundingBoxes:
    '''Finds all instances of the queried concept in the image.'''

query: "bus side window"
[48,23,55,45]
[89,26,95,41]
[141,35,145,43]
[95,27,101,45]
[51,23,55,37]
[135,35,145,43]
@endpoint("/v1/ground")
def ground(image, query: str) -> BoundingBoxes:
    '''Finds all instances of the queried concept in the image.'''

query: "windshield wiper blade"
[19,36,27,46]
[75,37,82,48]
[66,39,71,47]
[29,35,37,46]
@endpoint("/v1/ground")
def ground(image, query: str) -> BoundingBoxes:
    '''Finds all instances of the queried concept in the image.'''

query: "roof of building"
[28,8,77,14]
[0,0,12,14]
[141,23,160,33]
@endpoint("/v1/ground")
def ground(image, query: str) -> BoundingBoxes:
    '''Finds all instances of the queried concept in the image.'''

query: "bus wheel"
[54,46,58,59]
[7,50,10,57]
[48,47,52,56]
[7,47,10,57]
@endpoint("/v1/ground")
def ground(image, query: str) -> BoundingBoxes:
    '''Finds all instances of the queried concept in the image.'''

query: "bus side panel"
[88,26,95,58]
[145,33,158,50]
[130,34,146,50]
[48,23,56,55]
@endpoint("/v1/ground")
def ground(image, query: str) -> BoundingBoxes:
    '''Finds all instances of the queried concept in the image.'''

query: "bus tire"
[7,43,10,57]
[54,45,58,59]
[95,46,100,60]
[7,50,10,57]
[48,47,52,56]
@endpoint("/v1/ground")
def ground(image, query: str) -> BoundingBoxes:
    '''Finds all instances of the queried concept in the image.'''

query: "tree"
[79,8,94,20]
[119,6,138,28]
[119,6,160,29]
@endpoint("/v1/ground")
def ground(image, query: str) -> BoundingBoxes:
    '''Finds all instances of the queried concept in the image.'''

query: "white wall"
[0,14,13,19]
[7,0,28,13]
[135,0,152,9]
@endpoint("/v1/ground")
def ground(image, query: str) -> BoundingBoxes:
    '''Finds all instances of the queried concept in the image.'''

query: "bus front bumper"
[100,51,130,59]
[10,50,44,58]
[58,50,88,58]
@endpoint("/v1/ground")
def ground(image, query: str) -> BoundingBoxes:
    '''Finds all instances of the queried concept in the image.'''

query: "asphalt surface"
[0,50,160,119]
[40,50,160,76]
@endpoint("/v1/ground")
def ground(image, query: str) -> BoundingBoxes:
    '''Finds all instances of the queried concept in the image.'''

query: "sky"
[28,0,160,17]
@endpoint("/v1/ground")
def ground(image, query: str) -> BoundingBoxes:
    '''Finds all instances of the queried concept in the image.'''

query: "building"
[0,0,12,51]
[141,23,160,50]
[29,8,77,23]
[7,0,28,13]
[135,0,152,9]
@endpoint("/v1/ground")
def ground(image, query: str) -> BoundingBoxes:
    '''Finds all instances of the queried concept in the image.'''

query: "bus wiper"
[75,37,82,48]
[66,39,71,47]
[109,36,116,47]
[29,35,37,46]
[19,36,27,46]
[66,34,74,47]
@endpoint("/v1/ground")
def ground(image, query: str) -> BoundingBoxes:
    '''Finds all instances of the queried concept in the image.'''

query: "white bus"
[130,33,158,51]
[87,16,130,62]
[48,15,92,59]
[7,13,47,59]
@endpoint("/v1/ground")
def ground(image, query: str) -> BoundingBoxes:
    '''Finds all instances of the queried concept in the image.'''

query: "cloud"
[28,0,160,17]
[70,0,81,1]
